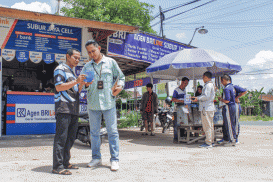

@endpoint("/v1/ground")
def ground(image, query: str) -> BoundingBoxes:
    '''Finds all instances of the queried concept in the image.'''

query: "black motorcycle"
[77,113,107,146]
[157,106,174,133]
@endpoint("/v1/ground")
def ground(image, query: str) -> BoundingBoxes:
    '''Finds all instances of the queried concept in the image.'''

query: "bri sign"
[108,31,191,64]
[15,104,55,123]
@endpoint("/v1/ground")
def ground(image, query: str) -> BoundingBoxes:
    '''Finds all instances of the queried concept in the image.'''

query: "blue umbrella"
[146,48,242,80]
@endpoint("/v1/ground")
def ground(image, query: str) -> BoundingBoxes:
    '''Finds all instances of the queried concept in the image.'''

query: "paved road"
[0,123,273,182]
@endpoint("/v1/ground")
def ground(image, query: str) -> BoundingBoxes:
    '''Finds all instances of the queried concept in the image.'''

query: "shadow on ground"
[31,163,110,174]
[0,127,201,149]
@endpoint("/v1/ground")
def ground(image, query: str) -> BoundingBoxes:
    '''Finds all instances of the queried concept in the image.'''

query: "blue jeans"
[88,107,119,162]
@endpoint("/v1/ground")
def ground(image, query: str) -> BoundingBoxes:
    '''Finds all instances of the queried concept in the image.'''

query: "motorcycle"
[77,112,107,146]
[157,106,174,133]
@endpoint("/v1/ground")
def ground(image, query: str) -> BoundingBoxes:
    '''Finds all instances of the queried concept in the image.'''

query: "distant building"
[259,94,273,117]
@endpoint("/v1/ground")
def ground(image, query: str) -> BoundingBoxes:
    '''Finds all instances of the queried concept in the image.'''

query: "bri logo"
[17,108,26,117]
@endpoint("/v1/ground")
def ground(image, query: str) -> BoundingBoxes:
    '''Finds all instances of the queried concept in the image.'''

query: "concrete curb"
[0,134,55,140]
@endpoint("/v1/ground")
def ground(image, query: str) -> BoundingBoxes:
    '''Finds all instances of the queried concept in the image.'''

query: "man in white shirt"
[192,71,215,148]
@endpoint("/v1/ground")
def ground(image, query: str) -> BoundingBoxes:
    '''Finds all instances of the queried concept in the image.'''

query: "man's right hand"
[77,74,86,84]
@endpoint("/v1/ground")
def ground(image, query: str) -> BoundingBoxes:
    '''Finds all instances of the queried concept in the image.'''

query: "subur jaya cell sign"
[0,17,82,64]
[108,31,191,64]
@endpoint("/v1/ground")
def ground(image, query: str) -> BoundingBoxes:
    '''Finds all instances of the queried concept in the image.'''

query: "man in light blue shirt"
[192,71,215,148]
[81,39,125,171]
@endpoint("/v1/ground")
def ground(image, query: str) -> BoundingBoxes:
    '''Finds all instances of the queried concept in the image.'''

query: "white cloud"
[232,50,273,93]
[175,33,186,40]
[247,50,273,66]
[11,1,52,14]
[0,4,9,8]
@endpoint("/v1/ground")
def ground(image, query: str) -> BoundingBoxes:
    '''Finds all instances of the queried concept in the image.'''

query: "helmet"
[165,97,172,105]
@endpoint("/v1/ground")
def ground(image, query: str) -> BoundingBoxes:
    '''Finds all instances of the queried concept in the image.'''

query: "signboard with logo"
[1,19,82,54]
[5,92,56,135]
[108,31,190,64]
[15,104,55,123]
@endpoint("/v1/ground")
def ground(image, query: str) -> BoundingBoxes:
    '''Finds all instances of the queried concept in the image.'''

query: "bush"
[118,111,141,128]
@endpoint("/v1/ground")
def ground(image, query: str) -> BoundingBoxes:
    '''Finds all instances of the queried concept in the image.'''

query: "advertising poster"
[1,18,82,54]
[108,31,190,64]
[15,104,55,123]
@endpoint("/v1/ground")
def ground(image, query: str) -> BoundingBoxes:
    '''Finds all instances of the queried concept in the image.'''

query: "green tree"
[239,87,264,115]
[267,88,273,95]
[116,89,131,105]
[61,0,156,33]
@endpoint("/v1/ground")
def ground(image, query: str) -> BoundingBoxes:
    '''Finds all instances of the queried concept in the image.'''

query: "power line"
[151,0,201,21]
[165,20,273,25]
[222,36,273,52]
[165,24,273,30]
[151,0,217,27]
[163,0,247,25]
[236,73,273,75]
[193,0,273,24]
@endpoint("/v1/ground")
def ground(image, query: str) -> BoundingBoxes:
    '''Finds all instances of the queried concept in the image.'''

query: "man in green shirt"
[81,39,125,171]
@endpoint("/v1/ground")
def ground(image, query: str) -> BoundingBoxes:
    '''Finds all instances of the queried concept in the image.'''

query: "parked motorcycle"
[157,97,174,133]
[77,112,107,146]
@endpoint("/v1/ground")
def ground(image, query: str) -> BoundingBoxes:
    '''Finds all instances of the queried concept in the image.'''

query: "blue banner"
[108,32,191,64]
[4,20,82,54]
[16,51,29,62]
[42,53,55,64]
[124,77,160,90]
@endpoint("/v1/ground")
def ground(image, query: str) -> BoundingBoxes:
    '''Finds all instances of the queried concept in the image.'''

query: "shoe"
[87,159,102,168]
[212,143,215,147]
[236,138,239,144]
[173,139,178,144]
[217,139,228,145]
[224,142,236,147]
[142,132,148,136]
[111,161,119,171]
[199,143,212,148]
[151,132,155,136]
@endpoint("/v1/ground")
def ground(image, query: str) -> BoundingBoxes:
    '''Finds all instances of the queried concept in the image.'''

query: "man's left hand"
[112,85,123,96]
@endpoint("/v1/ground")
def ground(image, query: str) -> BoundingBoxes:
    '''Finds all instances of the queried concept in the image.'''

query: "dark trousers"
[222,105,237,142]
[53,113,79,170]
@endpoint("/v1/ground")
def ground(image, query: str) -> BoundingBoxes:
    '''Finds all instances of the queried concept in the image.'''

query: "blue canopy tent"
[146,48,242,81]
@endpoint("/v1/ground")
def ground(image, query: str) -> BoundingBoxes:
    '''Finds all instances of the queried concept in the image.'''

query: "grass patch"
[240,115,273,122]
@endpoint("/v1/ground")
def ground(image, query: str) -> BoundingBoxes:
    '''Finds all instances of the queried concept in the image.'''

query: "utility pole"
[159,6,164,38]
[57,0,61,15]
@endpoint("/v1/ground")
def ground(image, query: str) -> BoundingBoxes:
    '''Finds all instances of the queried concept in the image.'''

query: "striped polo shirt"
[54,63,79,115]
[173,87,187,100]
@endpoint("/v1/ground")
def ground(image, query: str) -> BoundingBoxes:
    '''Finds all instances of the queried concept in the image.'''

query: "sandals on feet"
[142,132,148,136]
[65,164,79,169]
[52,169,72,175]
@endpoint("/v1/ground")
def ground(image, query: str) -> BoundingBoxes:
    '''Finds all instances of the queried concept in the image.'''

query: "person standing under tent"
[217,74,237,147]
[172,77,189,144]
[218,74,248,144]
[192,71,216,148]
[140,83,158,136]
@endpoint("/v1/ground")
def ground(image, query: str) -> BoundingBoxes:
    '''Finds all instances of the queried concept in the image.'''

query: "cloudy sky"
[1,0,273,92]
